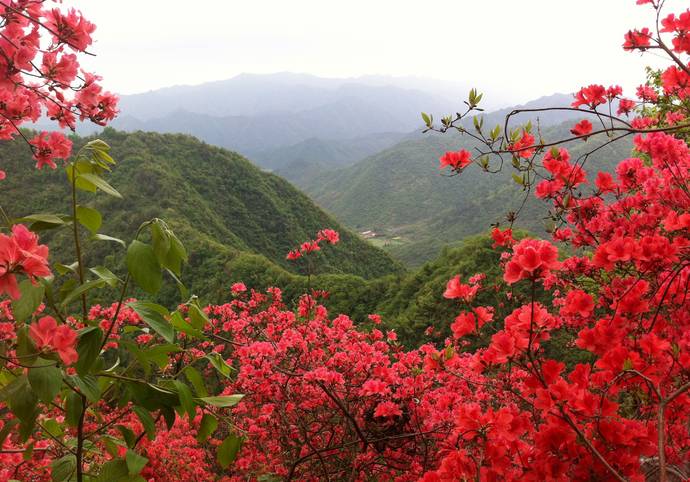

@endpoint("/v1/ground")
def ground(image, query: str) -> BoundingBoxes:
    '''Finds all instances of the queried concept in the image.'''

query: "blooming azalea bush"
[418,1,690,480]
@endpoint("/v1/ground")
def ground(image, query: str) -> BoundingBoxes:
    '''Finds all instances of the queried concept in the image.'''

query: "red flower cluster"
[571,84,607,108]
[535,147,587,199]
[286,228,340,260]
[28,316,78,364]
[569,118,593,138]
[507,129,535,158]
[6,2,690,481]
[0,224,51,299]
[0,1,118,172]
[439,149,472,171]
[29,131,73,169]
[661,10,690,54]
[491,227,514,247]
[443,275,480,302]
[623,27,652,49]
[503,238,560,284]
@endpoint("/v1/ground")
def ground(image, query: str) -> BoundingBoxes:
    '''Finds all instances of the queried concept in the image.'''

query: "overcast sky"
[69,0,664,104]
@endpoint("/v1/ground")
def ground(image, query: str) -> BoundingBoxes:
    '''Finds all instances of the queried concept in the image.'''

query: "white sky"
[69,0,665,103]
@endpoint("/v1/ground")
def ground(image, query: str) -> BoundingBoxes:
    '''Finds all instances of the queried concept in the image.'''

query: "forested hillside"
[304,122,633,265]
[0,129,403,305]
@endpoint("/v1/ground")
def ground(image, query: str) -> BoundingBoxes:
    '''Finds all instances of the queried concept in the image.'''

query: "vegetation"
[0,129,403,306]
[3,1,690,482]
[305,122,632,266]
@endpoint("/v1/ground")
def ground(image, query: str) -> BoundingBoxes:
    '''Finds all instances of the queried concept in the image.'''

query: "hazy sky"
[69,0,663,104]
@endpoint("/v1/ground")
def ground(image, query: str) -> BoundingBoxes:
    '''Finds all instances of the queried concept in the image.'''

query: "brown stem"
[98,273,129,352]
[658,402,667,482]
[75,394,87,482]
[70,165,88,320]
[559,407,628,482]
[314,380,368,450]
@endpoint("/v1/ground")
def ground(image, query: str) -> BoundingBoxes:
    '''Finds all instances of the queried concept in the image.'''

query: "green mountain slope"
[0,129,403,304]
[304,122,632,266]
[256,132,409,172]
[216,233,534,348]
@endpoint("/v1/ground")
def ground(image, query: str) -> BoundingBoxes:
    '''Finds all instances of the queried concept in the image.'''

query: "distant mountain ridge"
[42,74,455,173]
[32,74,589,181]
[116,73,479,121]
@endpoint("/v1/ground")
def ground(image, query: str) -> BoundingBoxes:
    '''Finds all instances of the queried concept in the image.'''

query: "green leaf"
[42,418,63,438]
[170,311,204,339]
[91,233,126,247]
[205,352,234,379]
[128,302,174,343]
[16,214,66,226]
[116,425,136,448]
[15,325,37,361]
[0,373,24,401]
[8,376,39,425]
[65,391,83,427]
[23,442,34,461]
[217,433,242,469]
[0,419,18,447]
[119,341,151,377]
[27,357,62,403]
[78,173,122,198]
[89,266,122,288]
[166,268,189,299]
[76,327,103,376]
[184,366,208,397]
[125,382,179,412]
[55,261,79,276]
[87,139,116,165]
[126,240,162,295]
[71,374,101,402]
[95,459,129,482]
[86,139,113,154]
[133,406,156,440]
[173,380,196,419]
[66,162,97,192]
[12,279,45,321]
[151,222,187,276]
[151,222,171,264]
[51,454,77,482]
[199,394,244,408]
[196,413,217,443]
[75,205,102,234]
[125,450,148,475]
[188,303,208,330]
[60,279,106,307]
[141,343,181,368]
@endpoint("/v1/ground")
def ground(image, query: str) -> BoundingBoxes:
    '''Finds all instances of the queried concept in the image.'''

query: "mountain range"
[36,73,576,177]
[57,73,459,163]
